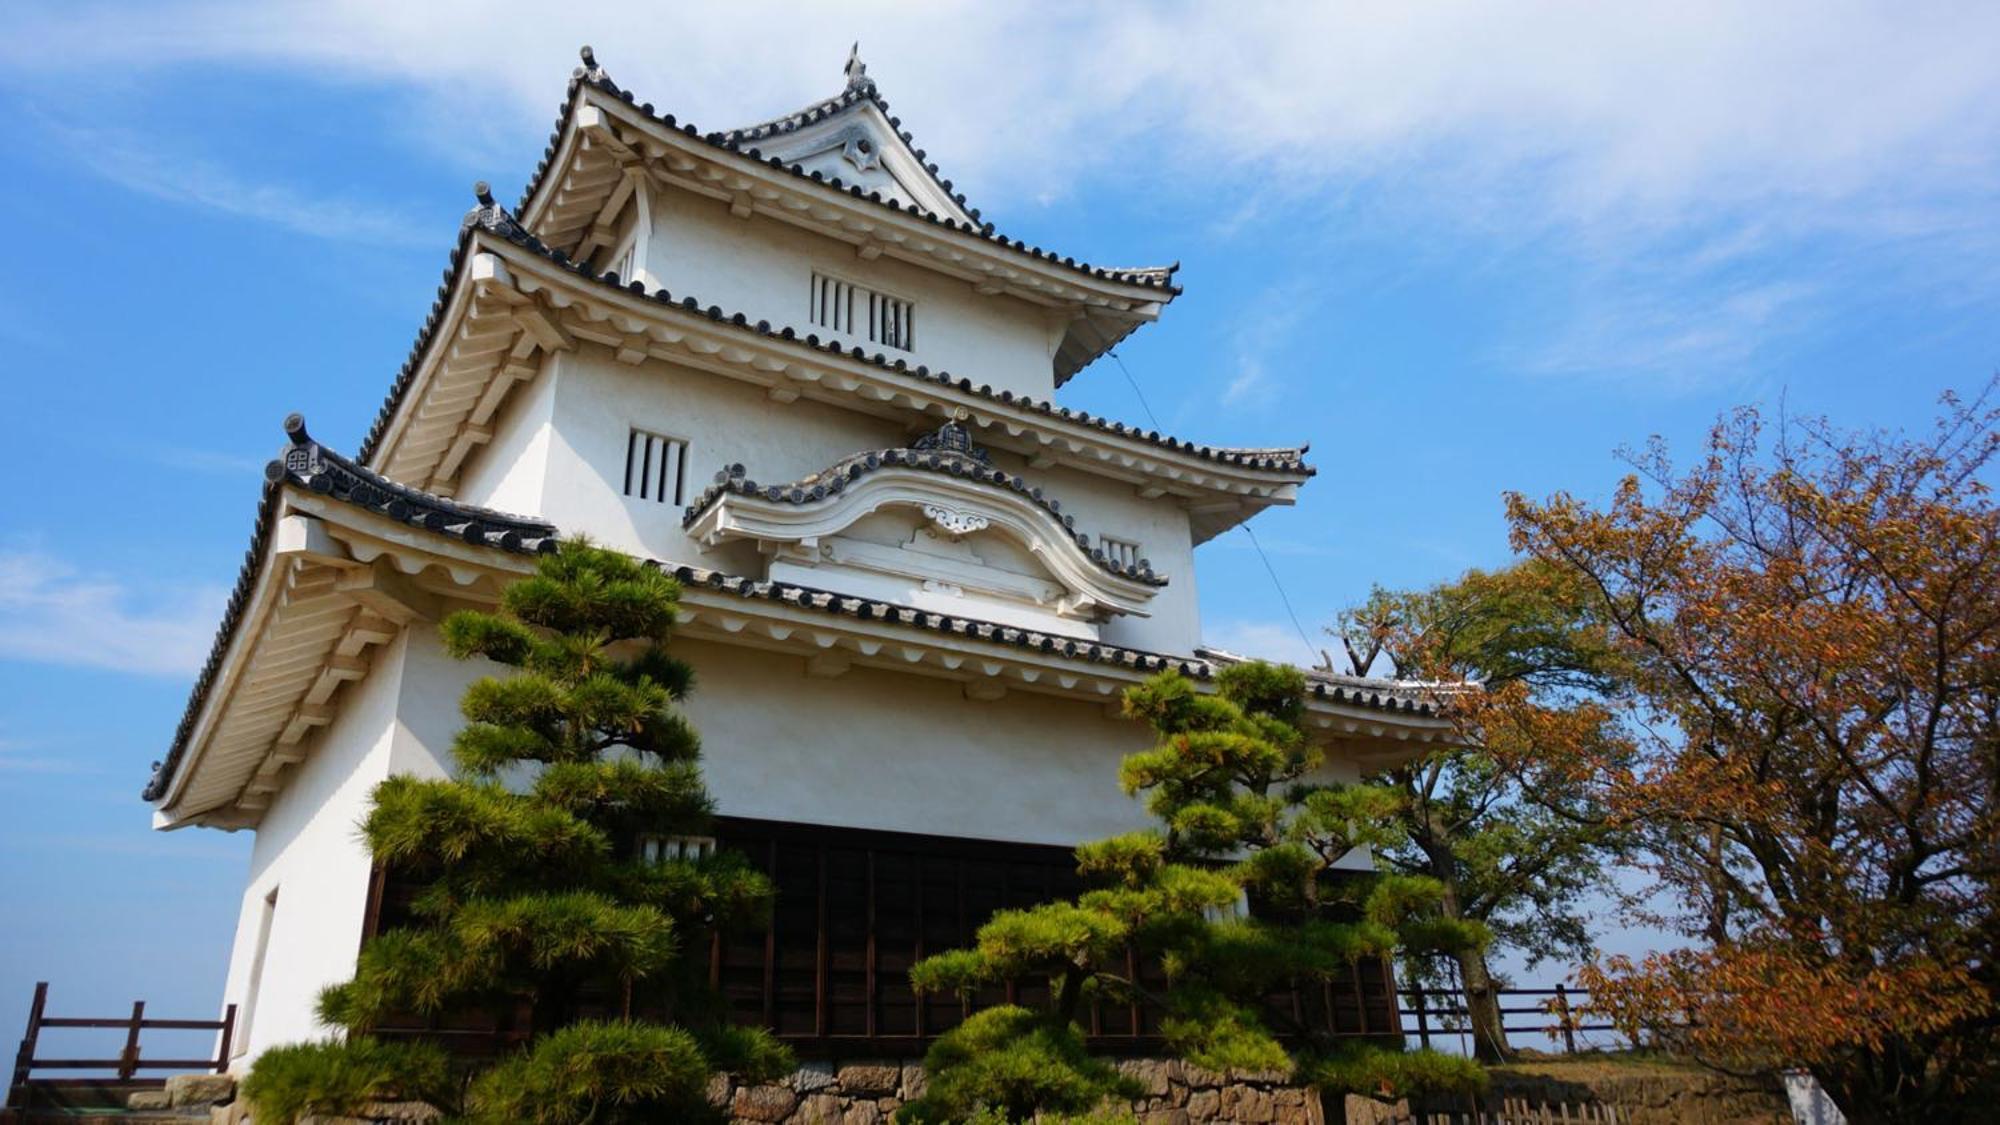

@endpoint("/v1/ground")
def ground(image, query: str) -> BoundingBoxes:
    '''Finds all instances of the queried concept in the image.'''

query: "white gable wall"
[451,345,1204,653]
[643,186,1066,401]
[216,632,411,1066]
[453,358,559,517]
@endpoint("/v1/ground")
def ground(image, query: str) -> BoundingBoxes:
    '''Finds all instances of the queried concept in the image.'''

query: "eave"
[365,216,1310,543]
[514,58,1176,382]
[152,426,1446,830]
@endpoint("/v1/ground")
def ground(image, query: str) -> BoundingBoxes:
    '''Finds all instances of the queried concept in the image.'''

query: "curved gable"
[683,423,1162,637]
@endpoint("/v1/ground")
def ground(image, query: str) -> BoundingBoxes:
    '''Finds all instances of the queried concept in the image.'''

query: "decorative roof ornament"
[911,417,990,465]
[576,44,611,84]
[843,42,871,92]
[461,180,525,239]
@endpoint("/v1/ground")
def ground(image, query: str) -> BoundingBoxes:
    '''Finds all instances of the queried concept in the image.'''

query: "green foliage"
[911,662,1489,1118]
[462,1021,709,1124]
[694,1024,793,1086]
[1306,1041,1487,1101]
[896,1007,1142,1124]
[1331,560,1629,1061]
[262,540,786,1122]
[241,1037,455,1125]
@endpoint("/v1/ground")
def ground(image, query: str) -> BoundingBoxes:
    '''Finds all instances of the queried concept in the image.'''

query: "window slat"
[623,428,688,506]
[809,272,914,353]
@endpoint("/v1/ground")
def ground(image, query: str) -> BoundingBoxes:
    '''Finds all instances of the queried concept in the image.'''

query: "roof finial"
[844,42,870,90]
[473,180,495,208]
[576,44,609,83]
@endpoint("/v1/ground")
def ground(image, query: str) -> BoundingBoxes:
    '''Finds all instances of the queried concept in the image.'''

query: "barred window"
[810,272,915,351]
[637,835,715,865]
[1100,536,1142,570]
[623,428,688,506]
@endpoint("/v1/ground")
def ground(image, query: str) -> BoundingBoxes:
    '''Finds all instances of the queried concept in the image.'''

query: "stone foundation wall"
[1484,1064,1791,1125]
[1343,1063,1792,1125]
[712,1058,1327,1124]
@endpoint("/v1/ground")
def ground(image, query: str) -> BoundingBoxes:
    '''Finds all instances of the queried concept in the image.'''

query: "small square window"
[637,834,716,865]
[623,428,688,506]
[1100,535,1142,570]
[810,271,914,351]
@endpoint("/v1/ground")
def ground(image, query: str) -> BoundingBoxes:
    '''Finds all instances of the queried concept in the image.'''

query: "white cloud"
[0,737,98,775]
[1202,618,1324,668]
[40,119,433,247]
[149,447,270,477]
[4,2,1995,225]
[1509,276,1823,390]
[0,550,225,678]
[4,1,1996,389]
[1222,358,1272,408]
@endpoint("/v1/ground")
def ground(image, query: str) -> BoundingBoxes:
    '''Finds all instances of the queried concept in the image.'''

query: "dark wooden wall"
[362,816,1403,1058]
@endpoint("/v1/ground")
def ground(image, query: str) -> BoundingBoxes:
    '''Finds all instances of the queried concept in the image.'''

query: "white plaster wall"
[643,186,1065,400]
[216,633,411,1067]
[216,617,1373,1068]
[452,357,559,517]
[679,639,1158,845]
[454,347,1204,654]
[677,640,1372,858]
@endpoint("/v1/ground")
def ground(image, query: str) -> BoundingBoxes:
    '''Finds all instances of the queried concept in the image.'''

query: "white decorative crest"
[922,504,990,537]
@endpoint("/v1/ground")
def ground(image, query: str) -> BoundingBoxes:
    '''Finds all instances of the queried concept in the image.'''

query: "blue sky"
[1,2,1996,1035]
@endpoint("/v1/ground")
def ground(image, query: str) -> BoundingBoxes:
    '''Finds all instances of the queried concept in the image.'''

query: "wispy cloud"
[1510,277,1822,391]
[1218,282,1312,410]
[0,549,223,678]
[149,447,270,477]
[1202,618,1325,668]
[0,737,100,775]
[5,3,1994,226]
[36,115,432,248]
[3,1,1996,392]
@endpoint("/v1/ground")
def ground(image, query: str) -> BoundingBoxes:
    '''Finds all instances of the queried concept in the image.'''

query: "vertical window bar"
[638,434,655,500]
[674,440,688,506]
[624,430,640,496]
[656,436,671,505]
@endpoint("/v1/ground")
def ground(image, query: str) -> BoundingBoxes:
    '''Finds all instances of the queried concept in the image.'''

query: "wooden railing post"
[118,1001,145,1081]
[6,982,49,1110]
[1554,983,1578,1055]
[214,1004,238,1072]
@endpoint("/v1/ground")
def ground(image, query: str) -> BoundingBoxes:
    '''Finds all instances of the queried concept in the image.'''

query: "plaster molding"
[686,466,1160,620]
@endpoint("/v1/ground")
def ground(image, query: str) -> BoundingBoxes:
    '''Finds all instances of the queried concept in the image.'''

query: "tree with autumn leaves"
[1475,385,1999,1122]
[1328,563,1631,1064]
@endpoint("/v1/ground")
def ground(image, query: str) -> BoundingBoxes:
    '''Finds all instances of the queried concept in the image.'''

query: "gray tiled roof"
[358,193,1313,480]
[149,424,1403,804]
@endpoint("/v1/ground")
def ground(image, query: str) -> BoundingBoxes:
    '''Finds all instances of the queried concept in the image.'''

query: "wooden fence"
[1399,983,1624,1053]
[1350,1095,1623,1124]
[4,982,235,1111]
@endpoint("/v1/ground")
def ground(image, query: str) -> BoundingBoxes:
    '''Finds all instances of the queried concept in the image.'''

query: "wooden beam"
[806,652,852,679]
[514,305,574,353]
[335,558,442,624]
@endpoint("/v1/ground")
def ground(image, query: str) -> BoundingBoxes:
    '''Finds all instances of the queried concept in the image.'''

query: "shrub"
[1307,1040,1487,1101]
[240,1037,454,1124]
[896,1006,1142,1123]
[462,1021,710,1124]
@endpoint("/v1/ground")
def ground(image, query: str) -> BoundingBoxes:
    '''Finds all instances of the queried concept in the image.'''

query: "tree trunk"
[1416,829,1514,1064]
[1451,946,1514,1063]
[1813,1039,1968,1125]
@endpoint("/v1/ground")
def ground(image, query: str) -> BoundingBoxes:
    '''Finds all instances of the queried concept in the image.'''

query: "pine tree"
[243,541,789,1124]
[901,662,1485,1123]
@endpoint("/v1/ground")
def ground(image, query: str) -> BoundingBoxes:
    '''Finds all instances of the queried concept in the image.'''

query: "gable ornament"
[922,503,990,538]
